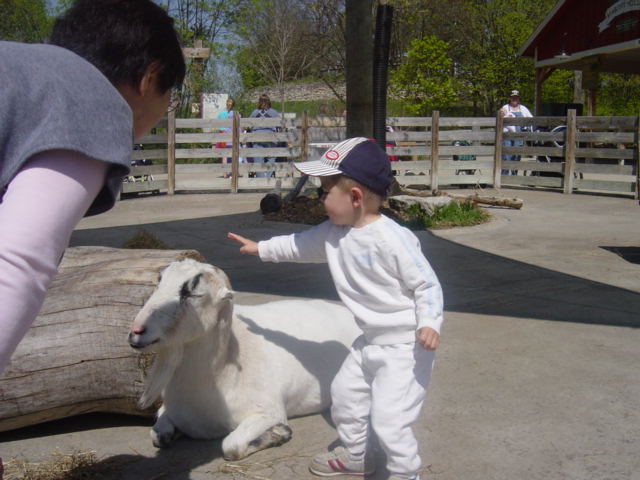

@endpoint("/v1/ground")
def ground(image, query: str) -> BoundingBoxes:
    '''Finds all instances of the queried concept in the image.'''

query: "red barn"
[519,0,640,114]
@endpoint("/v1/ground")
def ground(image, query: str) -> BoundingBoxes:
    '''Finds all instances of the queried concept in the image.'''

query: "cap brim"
[294,160,342,177]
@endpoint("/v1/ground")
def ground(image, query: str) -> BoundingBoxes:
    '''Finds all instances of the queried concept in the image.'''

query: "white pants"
[331,335,435,478]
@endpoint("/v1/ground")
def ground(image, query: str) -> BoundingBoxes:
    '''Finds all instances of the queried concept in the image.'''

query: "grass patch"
[122,229,171,249]
[402,201,490,230]
[3,450,129,480]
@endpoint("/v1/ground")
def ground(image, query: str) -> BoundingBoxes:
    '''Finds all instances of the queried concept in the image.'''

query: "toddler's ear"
[350,186,364,205]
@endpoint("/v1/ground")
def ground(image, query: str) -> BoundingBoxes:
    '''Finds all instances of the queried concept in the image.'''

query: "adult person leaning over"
[249,94,280,177]
[0,0,185,374]
[500,90,533,175]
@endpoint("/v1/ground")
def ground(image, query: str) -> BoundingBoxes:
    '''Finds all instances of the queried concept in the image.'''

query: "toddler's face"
[319,180,356,226]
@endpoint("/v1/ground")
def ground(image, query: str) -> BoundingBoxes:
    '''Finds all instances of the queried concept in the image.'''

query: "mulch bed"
[263,195,407,226]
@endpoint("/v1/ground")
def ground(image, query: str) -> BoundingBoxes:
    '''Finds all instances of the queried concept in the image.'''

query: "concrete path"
[1,188,639,480]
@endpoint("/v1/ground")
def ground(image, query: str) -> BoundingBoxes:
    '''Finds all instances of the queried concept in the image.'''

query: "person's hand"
[416,327,440,350]
[228,232,259,256]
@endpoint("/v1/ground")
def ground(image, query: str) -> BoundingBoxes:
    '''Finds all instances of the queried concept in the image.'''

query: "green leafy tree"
[598,73,640,116]
[235,0,316,113]
[389,0,557,115]
[390,36,457,115]
[1,0,51,42]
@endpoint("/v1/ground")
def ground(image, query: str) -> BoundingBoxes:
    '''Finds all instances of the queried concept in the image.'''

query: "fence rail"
[123,110,639,199]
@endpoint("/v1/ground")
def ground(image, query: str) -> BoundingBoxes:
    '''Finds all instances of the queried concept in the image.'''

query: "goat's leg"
[222,413,292,460]
[151,406,182,448]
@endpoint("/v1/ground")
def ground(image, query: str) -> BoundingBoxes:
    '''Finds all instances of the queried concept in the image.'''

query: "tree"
[598,73,640,116]
[388,0,558,115]
[157,0,247,115]
[235,0,316,114]
[299,0,347,103]
[1,0,51,43]
[390,36,457,115]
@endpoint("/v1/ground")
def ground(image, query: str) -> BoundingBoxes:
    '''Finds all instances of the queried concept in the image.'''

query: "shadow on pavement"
[600,246,640,265]
[70,212,640,329]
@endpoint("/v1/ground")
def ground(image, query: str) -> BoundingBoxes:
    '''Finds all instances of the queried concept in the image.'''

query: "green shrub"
[402,201,489,230]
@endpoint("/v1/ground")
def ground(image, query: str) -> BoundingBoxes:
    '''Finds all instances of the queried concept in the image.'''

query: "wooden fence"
[123,110,639,199]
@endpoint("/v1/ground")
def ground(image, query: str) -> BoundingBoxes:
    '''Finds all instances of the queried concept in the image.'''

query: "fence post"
[563,109,577,194]
[636,113,639,201]
[493,111,503,189]
[430,110,440,191]
[231,111,240,194]
[301,110,309,163]
[167,109,176,195]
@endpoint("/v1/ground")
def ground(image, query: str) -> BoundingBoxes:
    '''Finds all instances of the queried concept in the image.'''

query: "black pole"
[373,1,393,150]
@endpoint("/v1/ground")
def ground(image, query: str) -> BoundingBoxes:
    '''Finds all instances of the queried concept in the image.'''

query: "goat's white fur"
[129,259,359,460]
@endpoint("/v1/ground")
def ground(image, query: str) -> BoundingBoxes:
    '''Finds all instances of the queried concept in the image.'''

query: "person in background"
[500,89,533,175]
[216,97,243,171]
[0,0,185,374]
[249,94,280,177]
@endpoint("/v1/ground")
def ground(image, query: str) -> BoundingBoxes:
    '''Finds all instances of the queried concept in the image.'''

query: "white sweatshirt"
[258,215,444,345]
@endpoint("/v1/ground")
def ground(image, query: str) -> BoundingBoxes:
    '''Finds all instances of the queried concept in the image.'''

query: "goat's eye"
[179,273,203,302]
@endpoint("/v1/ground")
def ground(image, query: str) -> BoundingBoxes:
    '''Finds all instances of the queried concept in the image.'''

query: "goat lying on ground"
[128,259,359,460]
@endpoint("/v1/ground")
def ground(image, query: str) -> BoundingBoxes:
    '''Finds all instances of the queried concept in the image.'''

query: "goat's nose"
[132,325,146,335]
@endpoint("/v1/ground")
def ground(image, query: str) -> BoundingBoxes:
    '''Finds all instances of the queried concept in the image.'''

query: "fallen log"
[0,246,205,432]
[401,188,524,209]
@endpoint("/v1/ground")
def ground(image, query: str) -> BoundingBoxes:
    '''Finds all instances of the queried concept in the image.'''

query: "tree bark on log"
[401,188,524,209]
[0,246,205,433]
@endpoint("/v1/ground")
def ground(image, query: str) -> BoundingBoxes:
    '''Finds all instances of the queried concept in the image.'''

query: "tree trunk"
[0,246,205,432]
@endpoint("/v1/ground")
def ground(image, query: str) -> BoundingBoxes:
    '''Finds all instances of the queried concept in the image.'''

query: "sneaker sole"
[308,465,375,477]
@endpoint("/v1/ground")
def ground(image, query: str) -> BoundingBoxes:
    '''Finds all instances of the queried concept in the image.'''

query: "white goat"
[128,258,359,460]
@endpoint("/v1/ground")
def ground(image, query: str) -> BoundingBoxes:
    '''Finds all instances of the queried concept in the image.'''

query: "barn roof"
[519,0,640,74]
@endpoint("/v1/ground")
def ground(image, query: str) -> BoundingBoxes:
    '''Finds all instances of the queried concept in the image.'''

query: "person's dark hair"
[49,0,185,93]
[257,94,271,110]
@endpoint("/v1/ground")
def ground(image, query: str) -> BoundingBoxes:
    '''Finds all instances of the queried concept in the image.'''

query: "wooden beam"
[231,111,240,193]
[182,39,210,59]
[430,111,440,191]
[563,109,577,194]
[636,113,639,201]
[167,109,176,195]
[535,66,554,115]
[494,110,504,188]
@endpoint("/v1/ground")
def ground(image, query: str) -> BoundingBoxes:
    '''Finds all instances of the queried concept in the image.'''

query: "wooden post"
[167,109,176,195]
[231,111,240,194]
[494,110,504,188]
[430,111,439,191]
[301,110,309,163]
[636,113,639,201]
[182,40,211,117]
[563,109,577,194]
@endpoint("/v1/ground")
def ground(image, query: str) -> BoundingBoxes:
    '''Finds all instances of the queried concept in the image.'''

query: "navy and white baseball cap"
[294,137,394,196]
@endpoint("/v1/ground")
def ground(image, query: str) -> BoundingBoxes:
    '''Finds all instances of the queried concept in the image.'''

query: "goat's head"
[128,259,234,351]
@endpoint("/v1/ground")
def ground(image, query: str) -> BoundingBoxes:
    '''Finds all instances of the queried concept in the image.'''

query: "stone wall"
[247,80,345,102]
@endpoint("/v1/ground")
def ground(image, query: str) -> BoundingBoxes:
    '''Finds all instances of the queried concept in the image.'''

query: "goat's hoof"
[151,427,176,448]
[268,423,292,447]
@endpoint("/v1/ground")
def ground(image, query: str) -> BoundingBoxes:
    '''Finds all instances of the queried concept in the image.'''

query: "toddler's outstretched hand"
[416,327,439,350]
[228,232,259,256]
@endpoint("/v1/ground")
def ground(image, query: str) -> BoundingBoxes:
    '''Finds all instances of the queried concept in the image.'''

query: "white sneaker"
[308,446,375,477]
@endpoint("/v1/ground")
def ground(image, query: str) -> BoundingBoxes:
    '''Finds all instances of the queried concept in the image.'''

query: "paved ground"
[1,187,639,480]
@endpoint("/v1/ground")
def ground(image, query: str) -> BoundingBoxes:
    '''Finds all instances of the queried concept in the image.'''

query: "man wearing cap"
[228,137,444,480]
[500,90,533,174]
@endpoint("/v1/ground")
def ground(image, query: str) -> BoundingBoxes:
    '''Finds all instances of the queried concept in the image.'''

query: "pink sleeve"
[0,150,109,373]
